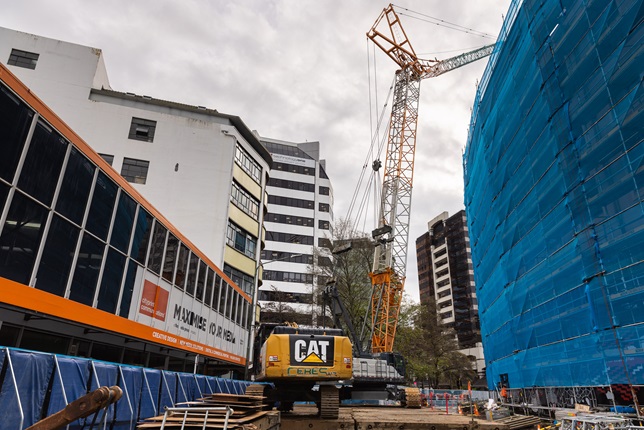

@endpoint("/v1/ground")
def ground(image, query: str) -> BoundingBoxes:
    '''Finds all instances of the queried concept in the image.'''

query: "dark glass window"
[98,154,114,165]
[186,253,198,296]
[196,260,207,302]
[147,221,166,275]
[273,162,314,176]
[0,85,34,182]
[267,178,315,192]
[18,120,67,206]
[175,244,189,289]
[266,231,314,245]
[56,147,95,225]
[319,220,330,229]
[220,285,229,317]
[226,290,235,319]
[0,191,47,284]
[319,186,330,195]
[91,342,122,363]
[268,195,314,209]
[205,268,214,309]
[212,275,222,311]
[162,233,179,283]
[0,183,8,215]
[223,264,254,294]
[128,117,157,142]
[36,214,80,296]
[69,233,104,306]
[110,192,136,253]
[0,323,20,347]
[86,172,118,240]
[7,49,39,70]
[121,157,149,184]
[118,260,137,318]
[265,212,314,227]
[96,247,126,313]
[20,329,69,354]
[131,208,152,264]
[319,203,330,212]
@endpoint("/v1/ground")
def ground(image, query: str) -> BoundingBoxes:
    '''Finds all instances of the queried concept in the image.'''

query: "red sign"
[139,280,168,321]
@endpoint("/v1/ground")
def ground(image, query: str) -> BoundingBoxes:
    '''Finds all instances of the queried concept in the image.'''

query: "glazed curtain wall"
[464,0,643,389]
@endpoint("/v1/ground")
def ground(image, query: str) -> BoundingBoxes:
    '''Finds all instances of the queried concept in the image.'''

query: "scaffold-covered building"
[464,0,643,408]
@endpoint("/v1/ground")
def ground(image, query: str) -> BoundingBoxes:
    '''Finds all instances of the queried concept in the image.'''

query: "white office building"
[258,138,334,325]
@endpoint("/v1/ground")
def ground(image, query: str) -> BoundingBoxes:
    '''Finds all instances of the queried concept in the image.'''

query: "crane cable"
[345,40,393,238]
[394,5,497,39]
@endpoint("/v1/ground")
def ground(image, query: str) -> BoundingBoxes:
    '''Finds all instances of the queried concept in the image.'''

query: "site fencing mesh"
[463,0,643,393]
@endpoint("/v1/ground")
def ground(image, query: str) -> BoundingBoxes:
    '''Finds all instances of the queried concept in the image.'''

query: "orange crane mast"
[367,4,495,353]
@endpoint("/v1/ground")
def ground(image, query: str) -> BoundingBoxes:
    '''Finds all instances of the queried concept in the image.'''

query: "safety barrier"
[0,347,254,429]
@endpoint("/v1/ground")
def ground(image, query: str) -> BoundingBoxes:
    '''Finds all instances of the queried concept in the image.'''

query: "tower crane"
[367,4,495,354]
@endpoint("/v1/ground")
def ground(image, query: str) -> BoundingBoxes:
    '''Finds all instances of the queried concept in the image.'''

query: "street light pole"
[244,253,302,380]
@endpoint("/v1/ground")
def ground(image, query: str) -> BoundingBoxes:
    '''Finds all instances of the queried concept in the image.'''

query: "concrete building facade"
[259,137,333,325]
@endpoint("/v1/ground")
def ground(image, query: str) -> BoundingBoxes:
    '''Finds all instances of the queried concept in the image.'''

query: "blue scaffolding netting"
[0,347,255,429]
[464,0,643,390]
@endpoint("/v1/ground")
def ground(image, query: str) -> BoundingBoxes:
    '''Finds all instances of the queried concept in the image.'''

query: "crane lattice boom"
[367,4,495,354]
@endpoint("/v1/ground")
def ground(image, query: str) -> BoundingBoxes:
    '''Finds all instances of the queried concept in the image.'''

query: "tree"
[309,219,374,350]
[395,297,477,388]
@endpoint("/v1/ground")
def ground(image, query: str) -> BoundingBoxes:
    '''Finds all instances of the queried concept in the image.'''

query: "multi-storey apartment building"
[259,137,333,325]
[416,210,484,375]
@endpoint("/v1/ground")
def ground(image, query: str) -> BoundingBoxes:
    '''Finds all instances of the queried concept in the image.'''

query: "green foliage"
[395,297,477,388]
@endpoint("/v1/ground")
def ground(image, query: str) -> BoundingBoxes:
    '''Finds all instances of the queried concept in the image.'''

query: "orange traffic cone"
[474,403,480,416]
[458,405,463,415]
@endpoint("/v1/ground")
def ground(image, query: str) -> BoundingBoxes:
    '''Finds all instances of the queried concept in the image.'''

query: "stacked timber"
[494,414,542,430]
[137,393,279,429]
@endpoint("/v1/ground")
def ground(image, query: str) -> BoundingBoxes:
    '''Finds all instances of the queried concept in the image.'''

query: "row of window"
[258,290,313,304]
[231,181,259,219]
[268,195,314,209]
[263,270,314,284]
[273,161,315,176]
[268,177,314,192]
[223,264,255,295]
[226,221,257,260]
[0,83,248,331]
[265,212,314,227]
[265,232,314,245]
[260,251,313,265]
[235,143,262,184]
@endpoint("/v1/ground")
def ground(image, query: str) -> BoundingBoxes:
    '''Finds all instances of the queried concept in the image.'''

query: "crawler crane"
[366,4,494,354]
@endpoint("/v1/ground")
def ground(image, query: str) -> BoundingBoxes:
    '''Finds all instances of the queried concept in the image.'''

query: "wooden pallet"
[137,393,277,429]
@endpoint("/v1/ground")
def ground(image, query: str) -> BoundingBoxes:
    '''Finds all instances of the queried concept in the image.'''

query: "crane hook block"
[372,159,382,171]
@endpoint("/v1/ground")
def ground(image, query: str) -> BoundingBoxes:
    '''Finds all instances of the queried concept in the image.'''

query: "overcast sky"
[1,0,510,301]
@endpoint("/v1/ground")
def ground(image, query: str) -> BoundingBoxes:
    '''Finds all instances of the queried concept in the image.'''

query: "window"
[260,251,313,265]
[268,178,315,192]
[273,162,314,176]
[266,231,314,245]
[121,157,150,184]
[35,214,80,297]
[224,264,255,294]
[265,212,314,227]
[319,203,330,212]
[319,186,330,195]
[319,220,330,230]
[227,222,257,259]
[99,154,114,165]
[231,181,259,219]
[56,147,95,225]
[263,270,313,284]
[0,85,34,182]
[235,143,262,183]
[268,195,314,209]
[8,49,39,70]
[128,117,156,142]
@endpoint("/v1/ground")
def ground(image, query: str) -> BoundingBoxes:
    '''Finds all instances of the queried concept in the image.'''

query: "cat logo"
[289,335,335,366]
